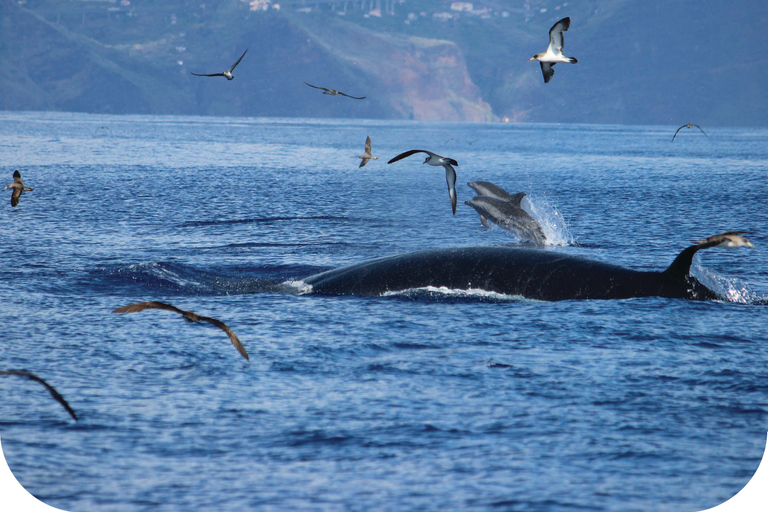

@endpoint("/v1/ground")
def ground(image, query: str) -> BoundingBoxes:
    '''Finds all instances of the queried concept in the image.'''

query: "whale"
[299,242,736,302]
[465,195,547,244]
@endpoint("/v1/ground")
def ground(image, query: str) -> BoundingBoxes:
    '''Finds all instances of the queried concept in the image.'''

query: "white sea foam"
[282,279,314,295]
[382,285,535,302]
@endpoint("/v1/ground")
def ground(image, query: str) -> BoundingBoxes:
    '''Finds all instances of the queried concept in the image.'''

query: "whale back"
[302,246,720,301]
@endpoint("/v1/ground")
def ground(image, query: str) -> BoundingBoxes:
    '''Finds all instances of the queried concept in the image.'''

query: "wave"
[179,215,348,228]
[89,261,325,296]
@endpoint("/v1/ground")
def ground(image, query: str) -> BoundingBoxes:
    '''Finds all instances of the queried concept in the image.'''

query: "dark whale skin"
[301,246,721,302]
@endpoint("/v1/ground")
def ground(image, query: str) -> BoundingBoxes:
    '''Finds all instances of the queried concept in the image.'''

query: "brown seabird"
[358,136,378,167]
[112,301,249,361]
[4,170,33,207]
[388,150,458,215]
[529,17,578,83]
[672,124,708,141]
[191,49,248,80]
[303,81,366,100]
[0,370,78,421]
[695,231,754,249]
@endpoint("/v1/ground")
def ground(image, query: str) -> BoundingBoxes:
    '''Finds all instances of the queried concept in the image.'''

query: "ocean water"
[1,111,767,511]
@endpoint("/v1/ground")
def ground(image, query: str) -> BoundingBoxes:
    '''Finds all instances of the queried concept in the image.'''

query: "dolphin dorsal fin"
[507,192,526,207]
[662,245,703,281]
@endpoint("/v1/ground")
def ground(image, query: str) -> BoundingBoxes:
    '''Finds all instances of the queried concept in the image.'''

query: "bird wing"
[445,163,457,215]
[359,157,369,168]
[14,171,23,183]
[199,316,250,361]
[693,125,708,137]
[548,17,570,55]
[112,301,186,315]
[229,49,248,72]
[540,62,555,83]
[387,149,431,164]
[671,125,686,141]
[0,371,78,421]
[304,81,329,92]
[11,187,21,207]
[191,72,226,77]
[364,136,372,154]
[338,91,366,100]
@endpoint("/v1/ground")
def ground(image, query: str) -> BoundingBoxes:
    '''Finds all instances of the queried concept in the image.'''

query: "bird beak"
[529,57,536,61]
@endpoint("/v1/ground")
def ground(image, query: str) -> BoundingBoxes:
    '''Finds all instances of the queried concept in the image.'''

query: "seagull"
[0,370,78,421]
[303,81,366,100]
[695,231,755,249]
[112,301,249,361]
[388,150,458,215]
[4,170,33,207]
[191,49,248,80]
[358,136,378,167]
[529,17,578,83]
[672,124,708,141]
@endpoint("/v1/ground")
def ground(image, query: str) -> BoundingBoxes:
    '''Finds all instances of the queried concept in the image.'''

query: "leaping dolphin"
[467,181,522,202]
[465,195,547,244]
[298,232,754,302]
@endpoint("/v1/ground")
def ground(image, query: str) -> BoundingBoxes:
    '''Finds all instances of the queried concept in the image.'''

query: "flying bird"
[4,170,33,207]
[303,81,365,100]
[0,370,78,421]
[388,150,458,215]
[112,301,249,361]
[358,136,378,167]
[529,17,578,83]
[672,124,708,141]
[695,231,754,249]
[191,49,248,80]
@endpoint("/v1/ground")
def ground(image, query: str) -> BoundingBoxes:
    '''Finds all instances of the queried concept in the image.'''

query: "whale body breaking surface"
[296,245,724,302]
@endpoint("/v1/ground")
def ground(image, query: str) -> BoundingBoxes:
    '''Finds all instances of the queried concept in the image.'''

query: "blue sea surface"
[1,111,767,511]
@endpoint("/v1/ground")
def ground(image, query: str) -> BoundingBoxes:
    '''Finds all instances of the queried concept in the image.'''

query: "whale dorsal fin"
[662,245,703,281]
[507,192,526,207]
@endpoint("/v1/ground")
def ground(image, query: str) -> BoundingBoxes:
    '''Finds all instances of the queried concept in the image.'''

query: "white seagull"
[529,17,578,83]
[191,49,248,80]
[388,150,458,215]
[358,136,378,168]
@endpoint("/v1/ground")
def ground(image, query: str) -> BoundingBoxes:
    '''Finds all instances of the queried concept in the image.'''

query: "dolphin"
[465,195,547,244]
[467,181,523,202]
[298,234,752,301]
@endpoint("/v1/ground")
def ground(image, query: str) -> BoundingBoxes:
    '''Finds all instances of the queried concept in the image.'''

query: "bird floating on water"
[671,124,708,141]
[0,370,78,421]
[4,170,33,207]
[388,150,458,215]
[695,231,754,249]
[358,136,378,168]
[529,17,578,83]
[303,81,365,100]
[191,49,248,80]
[112,301,249,361]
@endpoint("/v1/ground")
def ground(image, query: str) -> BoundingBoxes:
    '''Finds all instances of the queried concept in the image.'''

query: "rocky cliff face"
[289,13,494,122]
[0,0,492,122]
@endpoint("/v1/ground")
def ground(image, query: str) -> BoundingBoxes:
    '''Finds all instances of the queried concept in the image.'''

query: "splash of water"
[524,196,575,246]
